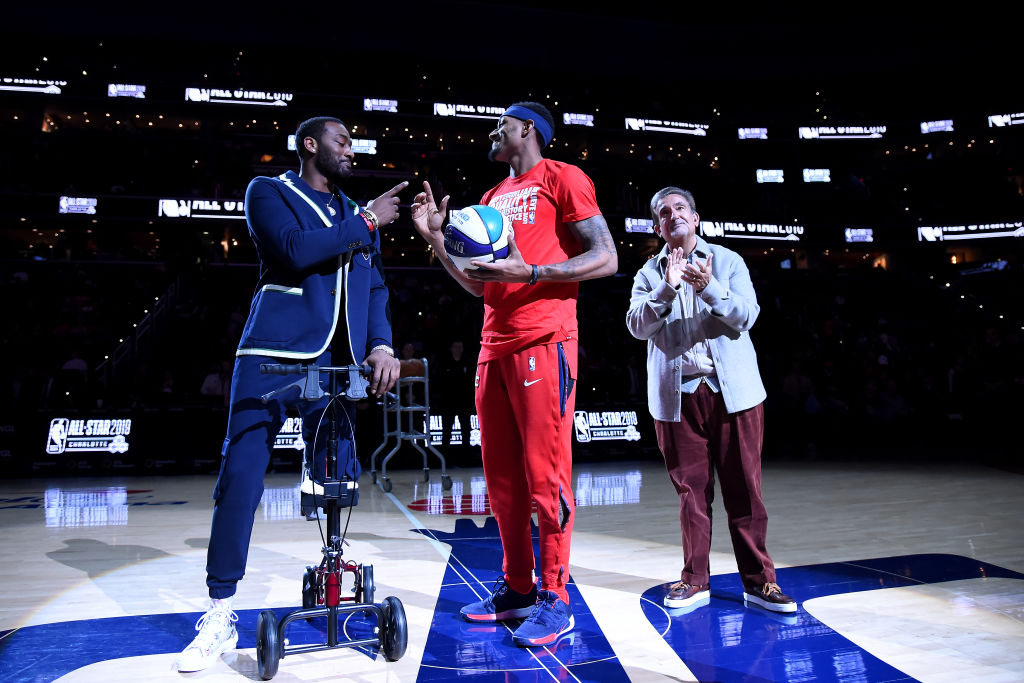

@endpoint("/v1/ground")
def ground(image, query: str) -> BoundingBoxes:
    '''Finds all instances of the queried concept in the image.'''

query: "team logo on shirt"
[528,357,536,372]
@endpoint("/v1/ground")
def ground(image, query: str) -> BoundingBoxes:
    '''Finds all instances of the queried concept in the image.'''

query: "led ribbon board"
[433,103,504,119]
[988,112,1024,127]
[626,118,708,136]
[799,125,886,139]
[1,77,65,94]
[702,220,804,242]
[185,87,292,106]
[918,221,1024,241]
[158,199,245,219]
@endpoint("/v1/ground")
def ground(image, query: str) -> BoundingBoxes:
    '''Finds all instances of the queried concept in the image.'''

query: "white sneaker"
[300,470,325,518]
[299,473,324,496]
[174,599,239,672]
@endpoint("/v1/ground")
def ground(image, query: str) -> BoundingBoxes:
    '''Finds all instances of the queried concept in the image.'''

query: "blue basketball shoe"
[512,590,574,647]
[460,577,538,622]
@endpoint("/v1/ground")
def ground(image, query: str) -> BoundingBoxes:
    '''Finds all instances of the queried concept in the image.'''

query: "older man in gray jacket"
[626,186,795,614]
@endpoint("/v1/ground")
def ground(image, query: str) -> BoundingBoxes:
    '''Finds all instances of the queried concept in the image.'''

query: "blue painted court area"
[2,512,1021,683]
[0,606,381,682]
[642,554,1024,683]
[415,516,629,682]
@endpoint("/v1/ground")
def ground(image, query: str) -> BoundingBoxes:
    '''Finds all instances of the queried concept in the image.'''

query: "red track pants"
[476,339,577,603]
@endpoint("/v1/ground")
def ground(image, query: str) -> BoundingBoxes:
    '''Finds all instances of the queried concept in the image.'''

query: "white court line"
[384,490,583,683]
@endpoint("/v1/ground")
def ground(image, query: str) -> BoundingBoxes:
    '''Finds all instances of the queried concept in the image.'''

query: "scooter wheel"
[302,567,317,608]
[256,609,281,680]
[380,596,407,662]
[360,564,375,605]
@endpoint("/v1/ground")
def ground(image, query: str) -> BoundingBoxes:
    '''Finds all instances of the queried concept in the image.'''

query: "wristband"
[362,209,379,231]
[369,344,394,357]
[529,264,539,285]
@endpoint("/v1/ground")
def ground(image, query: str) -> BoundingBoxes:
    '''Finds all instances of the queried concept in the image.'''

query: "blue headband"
[503,105,553,147]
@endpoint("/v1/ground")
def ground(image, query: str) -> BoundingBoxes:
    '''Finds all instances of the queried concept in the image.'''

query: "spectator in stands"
[199,360,232,407]
[433,339,476,464]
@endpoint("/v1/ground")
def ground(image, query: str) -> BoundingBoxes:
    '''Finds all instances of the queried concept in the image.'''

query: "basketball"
[443,205,511,272]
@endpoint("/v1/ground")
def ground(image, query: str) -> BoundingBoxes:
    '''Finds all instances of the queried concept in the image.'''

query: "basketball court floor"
[1,455,1022,682]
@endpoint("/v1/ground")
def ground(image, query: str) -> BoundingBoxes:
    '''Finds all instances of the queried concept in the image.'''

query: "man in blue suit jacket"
[177,116,405,672]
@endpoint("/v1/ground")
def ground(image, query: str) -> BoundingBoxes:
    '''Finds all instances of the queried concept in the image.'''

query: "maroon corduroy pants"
[654,383,776,589]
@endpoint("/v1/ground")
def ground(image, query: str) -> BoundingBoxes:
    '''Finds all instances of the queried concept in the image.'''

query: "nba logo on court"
[47,418,69,454]
[528,357,536,372]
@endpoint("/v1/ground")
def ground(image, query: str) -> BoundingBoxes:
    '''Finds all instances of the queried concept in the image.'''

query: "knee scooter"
[255,362,408,680]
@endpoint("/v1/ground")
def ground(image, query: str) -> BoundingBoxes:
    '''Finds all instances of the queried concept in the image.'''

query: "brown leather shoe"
[744,582,797,613]
[663,581,710,609]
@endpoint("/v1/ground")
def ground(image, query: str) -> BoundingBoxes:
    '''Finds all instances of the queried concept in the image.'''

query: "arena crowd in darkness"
[0,20,1020,472]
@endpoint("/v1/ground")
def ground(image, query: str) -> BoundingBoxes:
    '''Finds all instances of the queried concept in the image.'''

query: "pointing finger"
[386,181,409,197]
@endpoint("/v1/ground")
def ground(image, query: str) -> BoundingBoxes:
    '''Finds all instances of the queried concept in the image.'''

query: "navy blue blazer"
[236,170,392,361]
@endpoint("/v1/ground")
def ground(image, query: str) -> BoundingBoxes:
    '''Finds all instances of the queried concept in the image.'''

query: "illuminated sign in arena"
[59,196,97,215]
[738,127,768,140]
[157,198,245,220]
[363,98,398,112]
[988,112,1024,127]
[756,169,785,184]
[426,415,480,446]
[625,118,708,136]
[291,135,376,155]
[352,139,377,155]
[917,221,1024,242]
[573,411,641,443]
[920,119,953,133]
[701,220,804,242]
[802,168,831,183]
[45,418,132,455]
[273,417,306,451]
[845,228,874,243]
[798,125,886,139]
[0,77,65,94]
[563,113,595,126]
[625,218,655,234]
[107,83,146,98]
[433,103,504,119]
[185,87,292,106]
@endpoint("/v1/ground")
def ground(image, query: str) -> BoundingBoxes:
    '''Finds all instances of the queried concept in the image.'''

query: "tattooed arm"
[467,214,619,283]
